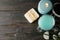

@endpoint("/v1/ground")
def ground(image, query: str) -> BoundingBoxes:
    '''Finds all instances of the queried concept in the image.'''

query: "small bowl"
[52,3,60,17]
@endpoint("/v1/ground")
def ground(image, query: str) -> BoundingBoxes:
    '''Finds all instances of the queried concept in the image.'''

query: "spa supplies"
[24,8,39,23]
[38,15,55,30]
[38,0,52,14]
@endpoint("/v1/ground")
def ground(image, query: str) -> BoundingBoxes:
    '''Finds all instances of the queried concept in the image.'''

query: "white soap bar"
[43,31,49,40]
[53,35,57,40]
[58,32,60,37]
[24,8,39,23]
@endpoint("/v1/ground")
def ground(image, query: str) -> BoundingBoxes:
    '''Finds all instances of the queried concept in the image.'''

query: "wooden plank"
[0,0,39,10]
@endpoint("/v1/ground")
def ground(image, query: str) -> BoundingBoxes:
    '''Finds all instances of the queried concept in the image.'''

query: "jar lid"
[38,15,55,30]
[38,0,52,14]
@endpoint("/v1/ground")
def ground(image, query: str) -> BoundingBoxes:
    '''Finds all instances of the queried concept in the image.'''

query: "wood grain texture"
[0,0,41,40]
[0,0,59,40]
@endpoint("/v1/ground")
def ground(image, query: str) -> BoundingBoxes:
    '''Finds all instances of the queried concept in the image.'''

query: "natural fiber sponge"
[38,15,55,30]
[38,0,52,14]
[24,8,39,23]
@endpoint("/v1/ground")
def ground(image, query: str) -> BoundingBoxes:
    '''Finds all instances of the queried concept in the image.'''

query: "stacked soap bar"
[24,8,39,23]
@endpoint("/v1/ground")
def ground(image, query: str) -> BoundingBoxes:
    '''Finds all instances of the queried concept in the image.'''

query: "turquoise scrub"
[38,15,55,30]
[38,0,52,14]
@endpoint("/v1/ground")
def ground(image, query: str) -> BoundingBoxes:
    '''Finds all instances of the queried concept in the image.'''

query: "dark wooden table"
[0,0,60,40]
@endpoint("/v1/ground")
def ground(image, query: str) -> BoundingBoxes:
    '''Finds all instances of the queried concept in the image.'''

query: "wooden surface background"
[0,0,60,40]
